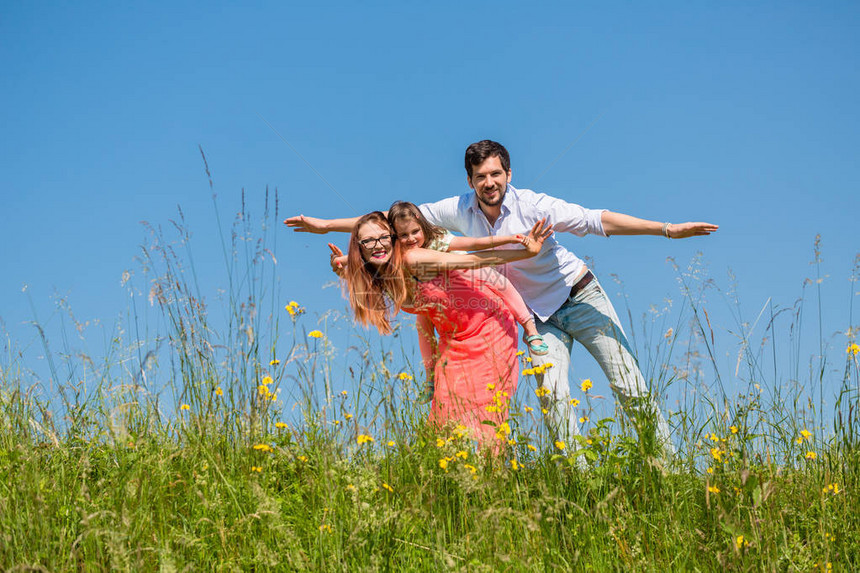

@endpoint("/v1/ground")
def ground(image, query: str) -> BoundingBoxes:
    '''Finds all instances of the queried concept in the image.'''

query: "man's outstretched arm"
[284,215,364,234]
[601,211,718,239]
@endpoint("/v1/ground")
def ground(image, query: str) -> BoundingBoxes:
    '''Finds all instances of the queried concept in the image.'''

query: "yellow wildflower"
[215,387,223,397]
[664,327,674,339]
[308,330,324,338]
[356,434,374,445]
[180,404,190,411]
[730,425,738,434]
[387,440,395,447]
[527,444,537,452]
[708,485,720,494]
[285,301,303,316]
[455,450,468,459]
[319,524,333,533]
[250,466,262,473]
[510,459,520,471]
[848,343,860,355]
[735,535,749,549]
[578,416,588,424]
[554,440,566,451]
[382,482,393,493]
[516,350,525,357]
[436,438,445,448]
[706,467,714,475]
[495,422,511,440]
[258,385,271,396]
[805,451,817,460]
[345,413,353,420]
[464,464,478,475]
[524,406,534,413]
[345,484,356,492]
[270,359,280,366]
[541,408,548,414]
[398,372,413,381]
[534,386,550,397]
[795,436,803,445]
[525,356,532,363]
[580,379,593,392]
[297,455,308,462]
[275,422,288,429]
[568,398,580,407]
[522,368,535,376]
[486,382,495,391]
[438,458,450,471]
[253,444,272,452]
[710,447,723,462]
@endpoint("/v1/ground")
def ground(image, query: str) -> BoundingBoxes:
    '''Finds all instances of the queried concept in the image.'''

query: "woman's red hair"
[344,212,409,334]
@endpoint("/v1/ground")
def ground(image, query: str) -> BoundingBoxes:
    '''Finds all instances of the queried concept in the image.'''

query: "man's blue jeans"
[532,277,674,452]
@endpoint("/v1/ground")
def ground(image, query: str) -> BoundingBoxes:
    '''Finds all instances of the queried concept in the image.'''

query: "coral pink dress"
[403,268,519,447]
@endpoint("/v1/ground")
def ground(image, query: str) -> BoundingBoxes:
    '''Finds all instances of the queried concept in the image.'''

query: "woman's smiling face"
[394,219,425,251]
[357,221,394,266]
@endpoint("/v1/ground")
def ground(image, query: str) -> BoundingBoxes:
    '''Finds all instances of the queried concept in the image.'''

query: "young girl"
[386,201,548,357]
[335,211,551,447]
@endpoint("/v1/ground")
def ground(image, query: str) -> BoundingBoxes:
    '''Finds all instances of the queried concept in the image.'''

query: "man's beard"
[477,186,506,207]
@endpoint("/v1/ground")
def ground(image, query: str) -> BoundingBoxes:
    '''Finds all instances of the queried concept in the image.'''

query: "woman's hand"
[328,243,346,277]
[521,218,553,256]
[285,215,330,234]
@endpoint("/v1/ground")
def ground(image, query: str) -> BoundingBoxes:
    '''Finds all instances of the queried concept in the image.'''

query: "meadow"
[1,190,858,571]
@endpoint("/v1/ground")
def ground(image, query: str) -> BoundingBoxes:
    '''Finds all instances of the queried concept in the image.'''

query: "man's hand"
[284,215,330,234]
[667,222,719,239]
[328,243,346,277]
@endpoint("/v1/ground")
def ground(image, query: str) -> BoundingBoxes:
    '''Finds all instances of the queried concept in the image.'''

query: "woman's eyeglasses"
[358,234,394,249]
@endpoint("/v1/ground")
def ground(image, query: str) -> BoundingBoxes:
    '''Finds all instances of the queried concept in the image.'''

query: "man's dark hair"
[464,140,510,178]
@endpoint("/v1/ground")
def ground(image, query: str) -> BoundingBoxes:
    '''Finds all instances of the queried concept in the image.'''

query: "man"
[286,140,718,452]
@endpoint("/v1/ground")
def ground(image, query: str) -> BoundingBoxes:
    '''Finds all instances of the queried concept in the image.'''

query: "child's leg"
[479,269,548,355]
[480,268,532,325]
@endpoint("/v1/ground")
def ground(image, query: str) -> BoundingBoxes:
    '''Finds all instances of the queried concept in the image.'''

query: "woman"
[335,211,551,448]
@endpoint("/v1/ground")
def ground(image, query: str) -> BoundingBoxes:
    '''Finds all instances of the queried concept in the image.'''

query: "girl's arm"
[447,233,526,252]
[405,219,552,272]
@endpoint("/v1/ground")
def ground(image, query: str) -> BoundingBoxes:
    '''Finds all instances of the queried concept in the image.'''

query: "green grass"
[1,187,858,571]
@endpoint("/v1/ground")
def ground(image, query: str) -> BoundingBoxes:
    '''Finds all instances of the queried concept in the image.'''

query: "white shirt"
[419,184,606,321]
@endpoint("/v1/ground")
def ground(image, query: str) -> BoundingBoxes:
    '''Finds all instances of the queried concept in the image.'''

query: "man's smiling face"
[467,155,512,208]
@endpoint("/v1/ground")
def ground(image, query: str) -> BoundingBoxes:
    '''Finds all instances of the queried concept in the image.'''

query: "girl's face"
[394,219,425,251]
[357,221,394,266]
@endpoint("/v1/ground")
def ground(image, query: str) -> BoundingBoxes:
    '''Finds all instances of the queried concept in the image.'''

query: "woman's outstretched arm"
[285,212,391,234]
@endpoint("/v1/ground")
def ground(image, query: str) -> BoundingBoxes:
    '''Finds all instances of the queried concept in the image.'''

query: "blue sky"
[2,2,858,417]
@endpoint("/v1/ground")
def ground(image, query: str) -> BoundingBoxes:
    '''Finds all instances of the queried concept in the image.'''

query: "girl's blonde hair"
[344,212,408,334]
